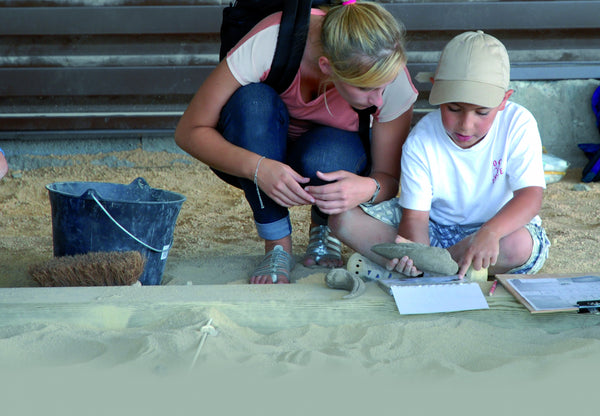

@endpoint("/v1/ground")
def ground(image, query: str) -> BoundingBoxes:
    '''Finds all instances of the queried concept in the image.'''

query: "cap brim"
[429,80,505,108]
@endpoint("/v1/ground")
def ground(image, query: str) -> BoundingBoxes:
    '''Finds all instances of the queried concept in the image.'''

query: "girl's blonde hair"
[320,1,407,88]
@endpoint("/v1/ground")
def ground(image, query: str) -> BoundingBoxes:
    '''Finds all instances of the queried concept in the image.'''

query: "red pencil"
[488,280,498,296]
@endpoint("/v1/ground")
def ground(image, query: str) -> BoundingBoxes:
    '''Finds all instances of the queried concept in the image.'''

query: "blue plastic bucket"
[46,177,186,285]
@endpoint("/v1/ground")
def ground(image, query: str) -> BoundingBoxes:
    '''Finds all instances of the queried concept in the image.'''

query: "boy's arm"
[398,208,430,245]
[382,208,429,276]
[457,186,543,277]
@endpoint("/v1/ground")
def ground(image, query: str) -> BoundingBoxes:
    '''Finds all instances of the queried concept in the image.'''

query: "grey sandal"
[251,245,294,283]
[304,225,342,266]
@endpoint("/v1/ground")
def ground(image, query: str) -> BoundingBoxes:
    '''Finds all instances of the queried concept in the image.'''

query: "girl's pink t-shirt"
[226,10,418,139]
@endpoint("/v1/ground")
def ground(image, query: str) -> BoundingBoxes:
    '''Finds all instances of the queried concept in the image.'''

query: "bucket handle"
[89,192,169,254]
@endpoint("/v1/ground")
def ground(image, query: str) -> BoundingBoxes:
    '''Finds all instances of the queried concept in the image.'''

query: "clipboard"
[496,273,600,314]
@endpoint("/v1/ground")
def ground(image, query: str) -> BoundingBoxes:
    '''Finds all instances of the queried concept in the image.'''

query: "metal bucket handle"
[85,189,170,254]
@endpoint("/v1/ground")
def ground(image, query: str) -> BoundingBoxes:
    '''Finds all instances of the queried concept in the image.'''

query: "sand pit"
[1,149,599,412]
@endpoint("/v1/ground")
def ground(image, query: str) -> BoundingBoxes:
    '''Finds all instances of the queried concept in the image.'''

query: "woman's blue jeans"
[215,83,368,241]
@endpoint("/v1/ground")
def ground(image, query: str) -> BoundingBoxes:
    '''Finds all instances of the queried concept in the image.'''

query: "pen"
[488,280,498,296]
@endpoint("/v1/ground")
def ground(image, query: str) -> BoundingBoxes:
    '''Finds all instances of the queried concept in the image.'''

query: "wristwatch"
[367,178,380,204]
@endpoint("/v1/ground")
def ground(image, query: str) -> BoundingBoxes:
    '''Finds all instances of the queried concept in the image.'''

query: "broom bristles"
[29,251,146,287]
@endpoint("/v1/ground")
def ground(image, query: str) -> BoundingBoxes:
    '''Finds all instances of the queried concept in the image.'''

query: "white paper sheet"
[390,282,489,315]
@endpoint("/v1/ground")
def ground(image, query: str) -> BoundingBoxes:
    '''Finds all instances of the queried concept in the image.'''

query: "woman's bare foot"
[250,237,294,284]
[302,223,343,268]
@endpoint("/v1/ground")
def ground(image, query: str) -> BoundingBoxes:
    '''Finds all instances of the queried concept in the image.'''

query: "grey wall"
[510,79,600,168]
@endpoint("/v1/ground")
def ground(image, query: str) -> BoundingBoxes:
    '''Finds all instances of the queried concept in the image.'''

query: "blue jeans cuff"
[255,216,292,241]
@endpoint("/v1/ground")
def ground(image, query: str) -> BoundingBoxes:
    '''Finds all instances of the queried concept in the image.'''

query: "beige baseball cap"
[429,30,510,108]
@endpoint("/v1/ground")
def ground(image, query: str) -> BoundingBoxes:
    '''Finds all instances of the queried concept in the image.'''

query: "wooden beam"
[0,5,225,35]
[0,284,400,333]
[1,2,599,35]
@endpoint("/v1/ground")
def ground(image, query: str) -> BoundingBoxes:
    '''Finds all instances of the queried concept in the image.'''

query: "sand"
[1,149,600,413]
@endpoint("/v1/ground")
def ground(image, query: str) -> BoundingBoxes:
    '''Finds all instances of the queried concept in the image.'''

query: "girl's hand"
[256,158,315,207]
[305,170,375,214]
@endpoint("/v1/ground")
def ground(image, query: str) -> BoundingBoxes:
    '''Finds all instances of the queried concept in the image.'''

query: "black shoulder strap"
[264,0,312,94]
[355,106,377,171]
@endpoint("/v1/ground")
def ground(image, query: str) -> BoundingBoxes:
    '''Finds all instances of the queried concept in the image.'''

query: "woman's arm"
[369,106,413,202]
[175,61,314,207]
[175,60,260,181]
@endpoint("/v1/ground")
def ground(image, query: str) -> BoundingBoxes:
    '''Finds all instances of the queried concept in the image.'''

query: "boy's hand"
[457,228,500,278]
[384,234,421,277]
[385,256,421,277]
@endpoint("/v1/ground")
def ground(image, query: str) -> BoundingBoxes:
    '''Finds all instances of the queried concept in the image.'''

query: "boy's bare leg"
[329,207,398,266]
[448,227,533,275]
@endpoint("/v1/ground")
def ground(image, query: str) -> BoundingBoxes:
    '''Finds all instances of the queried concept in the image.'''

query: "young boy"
[330,30,550,279]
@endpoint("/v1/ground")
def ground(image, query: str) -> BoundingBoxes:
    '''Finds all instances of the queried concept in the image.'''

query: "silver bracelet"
[367,178,380,204]
[254,156,266,209]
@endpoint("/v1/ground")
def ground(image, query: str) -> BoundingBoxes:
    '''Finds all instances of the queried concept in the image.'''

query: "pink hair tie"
[342,0,356,5]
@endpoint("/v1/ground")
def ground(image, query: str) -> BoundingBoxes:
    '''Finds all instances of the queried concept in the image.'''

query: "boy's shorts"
[360,198,550,274]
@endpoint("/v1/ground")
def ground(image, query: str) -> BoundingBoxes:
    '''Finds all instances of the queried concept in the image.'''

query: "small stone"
[572,183,591,191]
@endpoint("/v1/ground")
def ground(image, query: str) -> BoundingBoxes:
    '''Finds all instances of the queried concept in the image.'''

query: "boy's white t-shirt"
[399,101,546,226]
[226,11,418,139]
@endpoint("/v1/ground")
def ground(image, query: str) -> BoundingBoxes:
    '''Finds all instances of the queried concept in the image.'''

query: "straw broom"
[29,251,145,287]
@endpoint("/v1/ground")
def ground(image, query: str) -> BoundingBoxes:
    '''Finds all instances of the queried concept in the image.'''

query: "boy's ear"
[318,56,333,76]
[498,89,514,110]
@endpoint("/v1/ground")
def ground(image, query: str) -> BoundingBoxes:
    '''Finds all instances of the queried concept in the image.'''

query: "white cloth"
[399,101,545,225]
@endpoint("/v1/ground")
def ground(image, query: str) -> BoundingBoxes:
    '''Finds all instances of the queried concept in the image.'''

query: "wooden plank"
[409,62,600,91]
[0,5,225,35]
[0,66,214,96]
[0,284,401,333]
[389,1,600,31]
[2,61,598,99]
[1,282,597,335]
[1,2,599,35]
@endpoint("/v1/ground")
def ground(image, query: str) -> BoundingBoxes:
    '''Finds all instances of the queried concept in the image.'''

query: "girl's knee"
[227,84,287,122]
[219,84,289,155]
[291,126,367,178]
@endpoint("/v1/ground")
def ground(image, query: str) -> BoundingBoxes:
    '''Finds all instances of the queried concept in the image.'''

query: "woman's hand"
[304,170,376,214]
[256,158,315,207]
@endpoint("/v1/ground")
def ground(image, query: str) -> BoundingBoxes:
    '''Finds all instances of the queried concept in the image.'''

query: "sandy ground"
[1,149,600,414]
[1,149,598,285]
